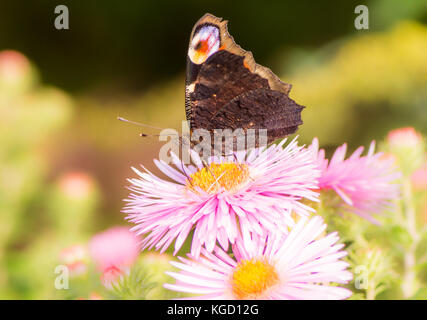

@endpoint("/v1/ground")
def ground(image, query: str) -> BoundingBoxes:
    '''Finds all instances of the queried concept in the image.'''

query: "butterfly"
[185,13,304,152]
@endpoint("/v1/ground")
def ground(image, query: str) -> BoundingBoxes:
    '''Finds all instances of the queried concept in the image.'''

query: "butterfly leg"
[201,159,223,191]
[180,160,194,187]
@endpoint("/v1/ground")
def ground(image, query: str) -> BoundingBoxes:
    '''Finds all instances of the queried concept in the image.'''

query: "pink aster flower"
[101,265,125,288]
[387,127,423,148]
[164,216,352,300]
[124,138,319,258]
[89,226,140,284]
[59,244,88,277]
[58,171,95,200]
[77,292,103,300]
[0,50,31,84]
[310,138,401,223]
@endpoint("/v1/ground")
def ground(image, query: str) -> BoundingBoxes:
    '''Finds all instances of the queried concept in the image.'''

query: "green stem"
[401,179,420,298]
[366,281,377,300]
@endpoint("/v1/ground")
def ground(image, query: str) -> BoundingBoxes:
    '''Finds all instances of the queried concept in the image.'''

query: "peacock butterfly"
[185,13,304,152]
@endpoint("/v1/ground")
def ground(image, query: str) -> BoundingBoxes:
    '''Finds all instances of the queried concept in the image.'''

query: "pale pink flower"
[88,292,103,300]
[164,216,352,300]
[386,127,424,174]
[58,171,95,200]
[59,244,88,276]
[89,226,140,273]
[101,266,126,289]
[77,292,103,300]
[387,127,423,148]
[124,138,319,257]
[0,50,30,84]
[311,138,400,223]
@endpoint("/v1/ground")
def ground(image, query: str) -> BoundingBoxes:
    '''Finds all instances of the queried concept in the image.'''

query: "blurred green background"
[0,0,426,299]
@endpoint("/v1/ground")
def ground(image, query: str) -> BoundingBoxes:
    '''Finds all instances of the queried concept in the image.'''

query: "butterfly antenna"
[117,117,165,131]
[118,117,179,138]
[139,132,180,138]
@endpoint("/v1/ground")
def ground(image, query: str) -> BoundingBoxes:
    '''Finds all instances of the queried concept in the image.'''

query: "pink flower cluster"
[311,138,401,223]
[60,226,140,290]
[89,226,140,287]
[120,134,401,300]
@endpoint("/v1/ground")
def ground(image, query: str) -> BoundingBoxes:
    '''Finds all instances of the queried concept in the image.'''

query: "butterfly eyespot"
[188,24,220,65]
[195,41,202,51]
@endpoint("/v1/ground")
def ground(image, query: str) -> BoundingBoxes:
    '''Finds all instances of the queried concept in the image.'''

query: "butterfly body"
[185,14,304,150]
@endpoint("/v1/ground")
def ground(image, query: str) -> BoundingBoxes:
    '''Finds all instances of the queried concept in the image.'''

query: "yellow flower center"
[186,162,250,194]
[231,258,279,300]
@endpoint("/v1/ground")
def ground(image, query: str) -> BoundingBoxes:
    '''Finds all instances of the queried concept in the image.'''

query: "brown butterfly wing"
[210,88,304,145]
[188,50,269,129]
[188,50,303,145]
[185,14,304,151]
